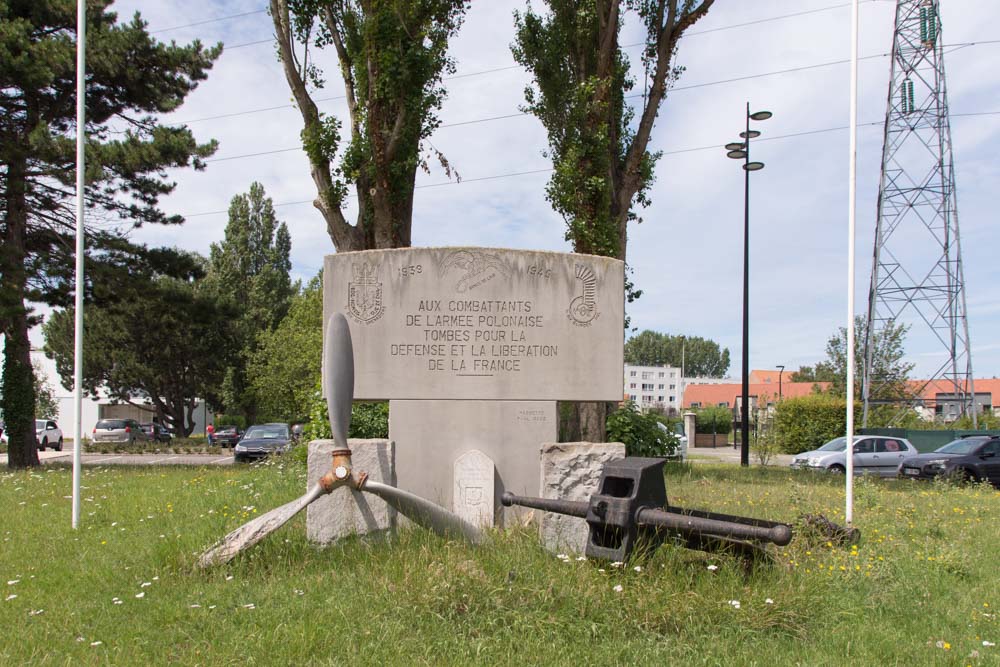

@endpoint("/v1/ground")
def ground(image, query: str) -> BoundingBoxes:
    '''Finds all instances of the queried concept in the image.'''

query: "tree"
[793,316,914,400]
[513,0,714,440]
[248,274,323,422]
[268,0,468,251]
[0,361,57,421]
[1,1,220,467]
[205,183,294,423]
[43,268,236,437]
[624,330,730,377]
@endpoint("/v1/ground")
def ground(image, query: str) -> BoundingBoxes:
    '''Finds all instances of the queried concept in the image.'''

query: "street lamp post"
[725,102,771,467]
[777,364,785,400]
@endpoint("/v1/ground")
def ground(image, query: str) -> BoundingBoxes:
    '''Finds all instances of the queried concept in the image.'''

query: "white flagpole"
[845,0,860,525]
[72,0,86,529]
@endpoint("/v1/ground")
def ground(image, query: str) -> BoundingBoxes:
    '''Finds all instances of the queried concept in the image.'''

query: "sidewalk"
[686,445,794,466]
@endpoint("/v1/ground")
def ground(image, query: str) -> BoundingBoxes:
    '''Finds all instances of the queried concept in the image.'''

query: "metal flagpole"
[845,0,860,524]
[72,0,86,529]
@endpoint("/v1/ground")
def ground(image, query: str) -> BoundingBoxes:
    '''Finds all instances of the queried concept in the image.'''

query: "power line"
[151,9,268,34]
[185,108,998,217]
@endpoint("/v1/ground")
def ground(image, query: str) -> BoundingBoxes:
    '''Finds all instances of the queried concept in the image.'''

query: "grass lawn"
[1,458,997,665]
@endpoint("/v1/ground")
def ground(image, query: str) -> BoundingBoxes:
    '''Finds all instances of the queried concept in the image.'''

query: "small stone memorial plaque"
[453,450,495,528]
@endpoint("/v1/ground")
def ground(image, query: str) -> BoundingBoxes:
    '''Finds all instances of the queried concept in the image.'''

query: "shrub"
[693,406,732,435]
[606,401,678,457]
[774,393,861,454]
[214,414,247,430]
[302,381,389,441]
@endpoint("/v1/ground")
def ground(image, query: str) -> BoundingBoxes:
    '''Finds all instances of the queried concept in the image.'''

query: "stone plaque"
[453,450,495,528]
[323,247,624,401]
[389,400,557,525]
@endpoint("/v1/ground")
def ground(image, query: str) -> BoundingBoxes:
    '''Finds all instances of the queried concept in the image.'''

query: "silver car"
[92,418,149,445]
[790,435,918,477]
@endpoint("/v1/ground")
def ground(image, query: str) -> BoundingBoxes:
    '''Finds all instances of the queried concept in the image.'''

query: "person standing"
[206,422,215,445]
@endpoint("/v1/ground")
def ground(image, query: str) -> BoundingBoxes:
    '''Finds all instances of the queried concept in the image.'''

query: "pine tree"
[0,1,220,467]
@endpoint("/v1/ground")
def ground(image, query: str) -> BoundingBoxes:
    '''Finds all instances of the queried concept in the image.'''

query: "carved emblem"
[347,263,384,324]
[440,249,511,292]
[567,263,599,327]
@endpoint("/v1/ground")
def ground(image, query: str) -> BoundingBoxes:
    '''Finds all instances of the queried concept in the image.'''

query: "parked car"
[213,425,242,448]
[790,435,918,477]
[36,419,64,451]
[0,420,6,446]
[234,423,291,463]
[898,435,1000,486]
[92,418,148,445]
[656,421,688,460]
[140,423,172,443]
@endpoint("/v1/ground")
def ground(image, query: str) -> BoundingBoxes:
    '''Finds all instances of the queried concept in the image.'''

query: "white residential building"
[623,364,684,414]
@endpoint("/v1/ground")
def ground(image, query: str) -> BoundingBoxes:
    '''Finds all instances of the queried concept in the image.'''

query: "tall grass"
[1,460,997,665]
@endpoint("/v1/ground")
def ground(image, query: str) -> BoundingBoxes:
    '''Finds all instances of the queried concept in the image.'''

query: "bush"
[302,381,389,442]
[774,393,861,454]
[214,414,247,430]
[606,401,678,457]
[693,405,732,435]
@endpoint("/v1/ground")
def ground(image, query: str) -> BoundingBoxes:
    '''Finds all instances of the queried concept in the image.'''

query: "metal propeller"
[198,312,482,569]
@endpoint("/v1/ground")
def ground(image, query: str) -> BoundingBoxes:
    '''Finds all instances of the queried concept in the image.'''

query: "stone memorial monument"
[314,247,624,537]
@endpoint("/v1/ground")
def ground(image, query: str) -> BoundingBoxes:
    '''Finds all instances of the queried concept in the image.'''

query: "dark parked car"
[140,423,172,443]
[213,425,242,448]
[234,423,291,463]
[898,436,1000,486]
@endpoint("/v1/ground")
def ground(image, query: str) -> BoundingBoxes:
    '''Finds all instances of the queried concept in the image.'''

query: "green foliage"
[624,330,730,377]
[32,363,59,419]
[606,401,678,457]
[249,275,323,423]
[205,183,295,423]
[214,415,248,431]
[302,381,389,442]
[793,316,913,401]
[693,405,732,435]
[42,269,237,437]
[0,0,219,466]
[275,0,469,249]
[774,393,862,454]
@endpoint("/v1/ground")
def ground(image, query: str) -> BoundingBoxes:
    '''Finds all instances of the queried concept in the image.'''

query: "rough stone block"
[306,438,395,544]
[538,441,625,554]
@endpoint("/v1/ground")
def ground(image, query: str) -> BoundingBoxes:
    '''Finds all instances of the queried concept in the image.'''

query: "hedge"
[773,393,861,454]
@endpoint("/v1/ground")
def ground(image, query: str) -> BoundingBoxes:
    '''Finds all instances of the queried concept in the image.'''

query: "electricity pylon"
[862,0,976,426]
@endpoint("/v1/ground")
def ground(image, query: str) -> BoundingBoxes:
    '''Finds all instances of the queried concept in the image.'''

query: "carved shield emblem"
[347,263,384,324]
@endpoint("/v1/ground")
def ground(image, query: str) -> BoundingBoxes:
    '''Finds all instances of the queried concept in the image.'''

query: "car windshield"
[96,420,126,429]
[35,420,46,429]
[818,437,847,452]
[244,425,288,440]
[935,438,985,455]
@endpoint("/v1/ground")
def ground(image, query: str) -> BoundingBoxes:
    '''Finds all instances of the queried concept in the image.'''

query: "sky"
[29,0,1000,389]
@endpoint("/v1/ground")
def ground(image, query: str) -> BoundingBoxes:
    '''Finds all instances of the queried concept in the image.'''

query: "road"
[0,446,792,468]
[0,450,235,466]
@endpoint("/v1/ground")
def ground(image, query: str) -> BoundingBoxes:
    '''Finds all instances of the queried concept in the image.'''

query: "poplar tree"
[513,0,714,440]
[269,0,469,250]
[205,183,294,423]
[0,1,220,467]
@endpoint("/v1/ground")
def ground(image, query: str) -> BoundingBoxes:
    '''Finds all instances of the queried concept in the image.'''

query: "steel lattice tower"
[862,0,975,426]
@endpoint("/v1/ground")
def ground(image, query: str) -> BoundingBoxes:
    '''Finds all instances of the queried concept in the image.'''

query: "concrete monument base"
[306,438,396,544]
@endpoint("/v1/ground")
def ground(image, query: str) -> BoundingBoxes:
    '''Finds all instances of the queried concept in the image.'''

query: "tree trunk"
[1,155,39,468]
[560,401,609,443]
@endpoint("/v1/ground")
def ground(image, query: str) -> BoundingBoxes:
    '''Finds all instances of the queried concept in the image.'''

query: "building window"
[691,402,701,408]
[642,372,653,380]
[658,384,664,389]
[659,372,665,378]
[669,384,675,389]
[643,395,653,403]
[642,383,654,391]
[630,371,636,377]
[669,396,675,402]
[658,396,664,402]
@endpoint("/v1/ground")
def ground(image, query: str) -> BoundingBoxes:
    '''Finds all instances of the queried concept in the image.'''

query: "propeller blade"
[198,483,328,568]
[362,480,485,545]
[324,312,354,449]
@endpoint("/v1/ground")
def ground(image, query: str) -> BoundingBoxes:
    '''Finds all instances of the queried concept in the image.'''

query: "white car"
[790,435,917,478]
[657,421,688,460]
[36,419,64,451]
